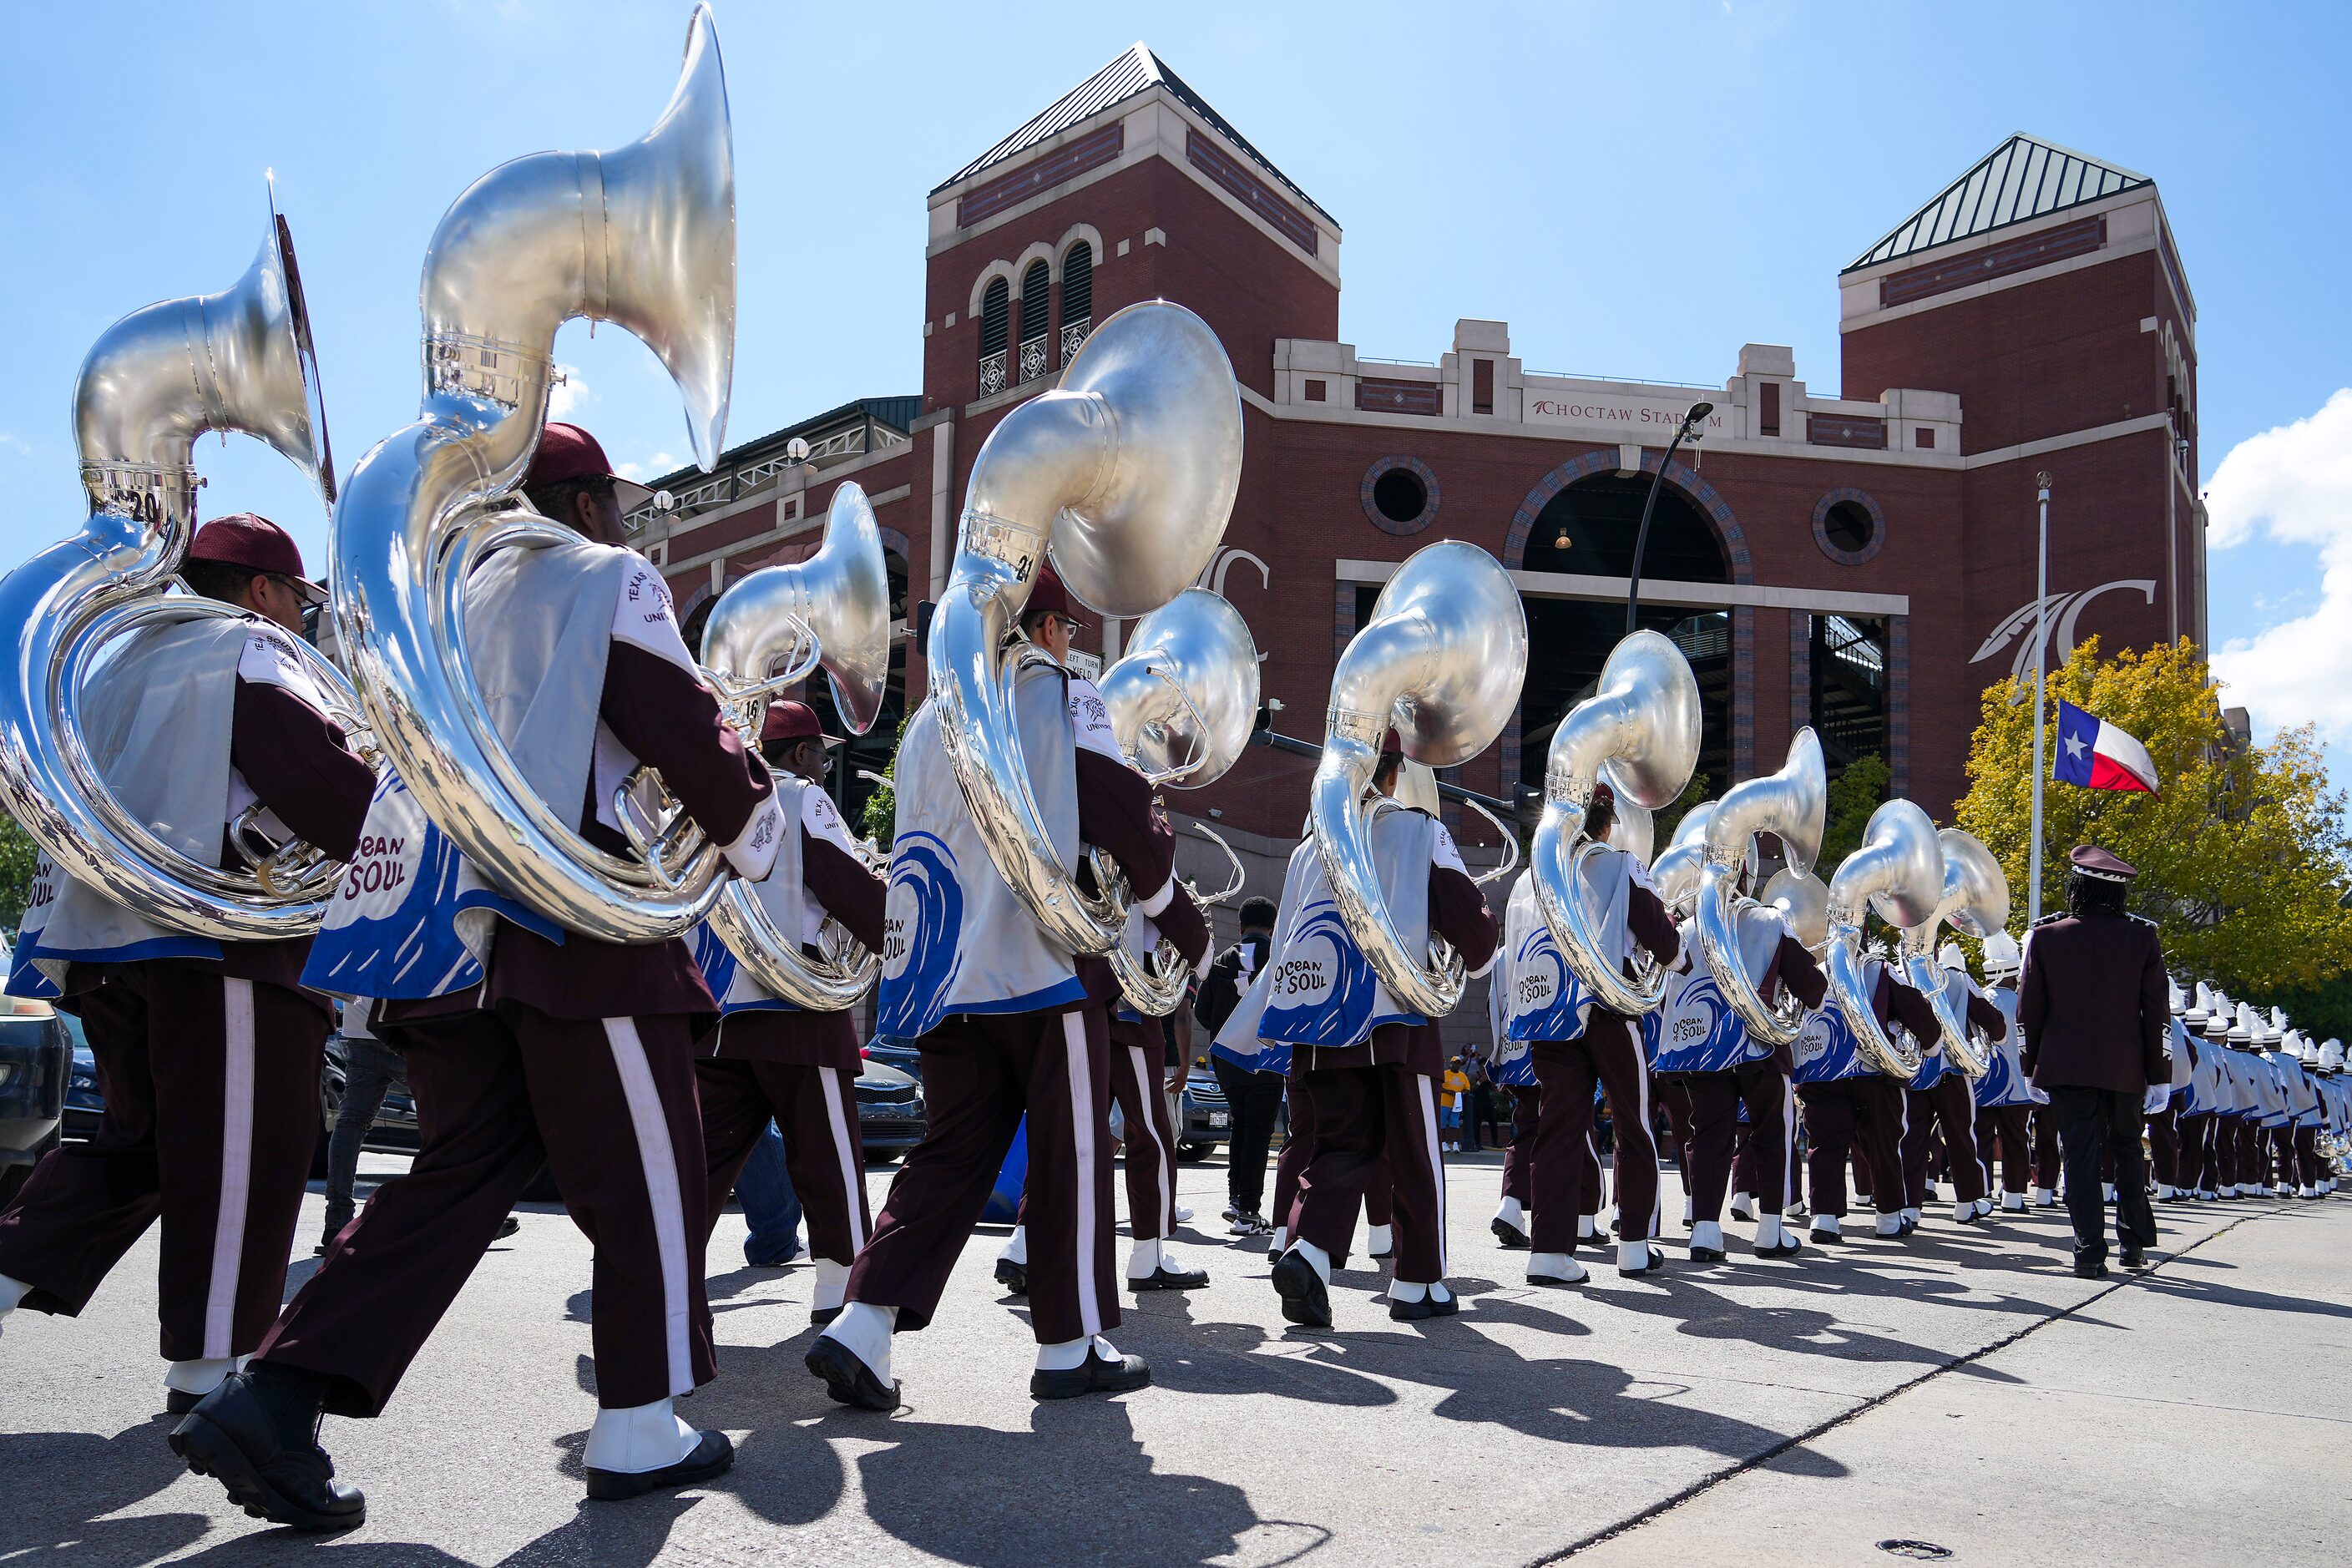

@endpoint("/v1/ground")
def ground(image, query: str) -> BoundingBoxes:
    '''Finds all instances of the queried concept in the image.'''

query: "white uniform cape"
[1497,867,1592,1058]
[1257,799,1456,1054]
[876,660,1094,1039]
[1971,984,2041,1105]
[690,774,865,1016]
[1643,904,1788,1074]
[1794,957,1915,1085]
[299,544,733,1001]
[9,619,334,996]
[1209,836,1316,1077]
[2176,1034,2227,1116]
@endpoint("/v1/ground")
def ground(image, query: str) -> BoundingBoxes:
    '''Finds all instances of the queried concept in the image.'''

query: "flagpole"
[2027,471,2051,928]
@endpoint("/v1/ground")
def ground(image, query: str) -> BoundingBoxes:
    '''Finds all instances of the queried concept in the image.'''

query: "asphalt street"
[0,1149,2343,1566]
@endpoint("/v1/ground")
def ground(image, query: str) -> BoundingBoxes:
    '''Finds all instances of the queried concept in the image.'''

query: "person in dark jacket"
[2018,844,2170,1277]
[1199,897,1282,1234]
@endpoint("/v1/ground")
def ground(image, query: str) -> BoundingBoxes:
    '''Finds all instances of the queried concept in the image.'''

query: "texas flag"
[2055,699,2160,795]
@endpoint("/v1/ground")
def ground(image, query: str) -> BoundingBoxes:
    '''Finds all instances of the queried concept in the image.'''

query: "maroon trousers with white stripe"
[697,1056,870,1266]
[1287,1062,1445,1282]
[1530,1015,1659,1248]
[1902,1076,1985,1207]
[1683,1062,1798,1223]
[256,1004,712,1415]
[846,1005,1119,1345]
[1976,1104,2034,1194]
[0,964,325,1363]
[1108,1018,1180,1242]
[1272,1063,1392,1240]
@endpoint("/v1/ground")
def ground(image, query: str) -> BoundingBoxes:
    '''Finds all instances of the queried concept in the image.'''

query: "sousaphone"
[1899,827,2010,1079]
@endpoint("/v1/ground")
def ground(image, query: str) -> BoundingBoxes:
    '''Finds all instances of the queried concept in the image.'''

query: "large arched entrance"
[1515,472,1734,802]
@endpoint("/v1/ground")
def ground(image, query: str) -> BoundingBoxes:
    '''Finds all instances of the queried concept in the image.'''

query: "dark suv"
[0,999,74,1205]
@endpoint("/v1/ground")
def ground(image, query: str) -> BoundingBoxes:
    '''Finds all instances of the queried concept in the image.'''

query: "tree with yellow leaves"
[1953,636,2352,999]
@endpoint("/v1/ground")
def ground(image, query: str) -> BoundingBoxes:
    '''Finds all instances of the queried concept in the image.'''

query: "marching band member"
[813,568,1206,1409]
[1198,897,1283,1237]
[175,424,786,1523]
[1662,860,1826,1262]
[688,700,888,1327]
[1793,948,1941,1242]
[1257,734,1499,1323]
[0,516,373,1417]
[2144,984,2190,1198]
[2017,846,2168,1277]
[998,666,1212,1297]
[2170,988,2224,1201]
[1500,782,1675,1285]
[1900,943,2003,1226]
[1969,933,2037,1211]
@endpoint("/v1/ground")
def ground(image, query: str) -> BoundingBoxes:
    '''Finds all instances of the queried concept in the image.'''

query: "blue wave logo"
[1260,899,1378,1046]
[1646,973,1746,1073]
[688,921,738,1003]
[877,831,962,1039]
[1506,926,1589,1043]
[1791,1004,1861,1084]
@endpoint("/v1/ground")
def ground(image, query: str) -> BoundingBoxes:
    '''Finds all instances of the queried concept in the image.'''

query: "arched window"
[1018,260,1050,383]
[978,276,1009,397]
[1059,242,1094,366]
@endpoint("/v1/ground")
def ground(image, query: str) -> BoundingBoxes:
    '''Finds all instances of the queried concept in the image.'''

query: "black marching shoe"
[2118,1244,2147,1269]
[1269,1249,1333,1328]
[809,1305,842,1327]
[169,1369,365,1533]
[994,1257,1029,1297]
[1130,1261,1211,1291]
[585,1429,734,1502]
[804,1336,901,1411]
[495,1214,522,1241]
[2073,1255,2109,1280]
[1687,1243,1727,1263]
[1491,1216,1530,1249]
[1620,1243,1667,1277]
[1754,1237,1803,1259]
[1388,1289,1460,1323]
[1031,1344,1151,1400]
[164,1387,204,1418]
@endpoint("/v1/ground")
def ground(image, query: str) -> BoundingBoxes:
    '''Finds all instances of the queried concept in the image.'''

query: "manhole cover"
[1876,1543,1954,1561]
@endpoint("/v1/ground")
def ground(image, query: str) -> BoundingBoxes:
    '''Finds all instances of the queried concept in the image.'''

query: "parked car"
[0,998,74,1205]
[854,1058,925,1161]
[62,1014,99,1140]
[1177,1065,1229,1161]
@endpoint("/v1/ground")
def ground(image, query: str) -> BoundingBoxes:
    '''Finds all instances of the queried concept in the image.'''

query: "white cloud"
[2208,388,2352,744]
[616,451,680,483]
[547,364,590,422]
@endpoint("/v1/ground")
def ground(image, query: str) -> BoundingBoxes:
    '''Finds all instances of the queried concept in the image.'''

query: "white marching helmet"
[1980,930,2021,978]
[2268,1006,2289,1048]
[2167,979,2185,1016]
[2323,1039,2347,1072]
[1937,941,1967,973]
[2230,1003,2258,1046]
[2186,980,2213,1028]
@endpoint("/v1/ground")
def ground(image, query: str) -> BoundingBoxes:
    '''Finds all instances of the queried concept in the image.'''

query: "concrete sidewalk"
[1566,1197,2350,1566]
[0,1151,2341,1565]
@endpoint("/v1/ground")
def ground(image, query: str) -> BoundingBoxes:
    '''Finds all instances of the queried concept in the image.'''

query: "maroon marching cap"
[1591,777,1617,810]
[523,422,655,515]
[186,513,327,605]
[1379,727,1404,756]
[761,699,843,750]
[2068,843,2138,883]
[1021,564,1089,630]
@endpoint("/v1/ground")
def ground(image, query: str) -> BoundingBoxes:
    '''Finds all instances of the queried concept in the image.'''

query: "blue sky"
[3,1,2344,748]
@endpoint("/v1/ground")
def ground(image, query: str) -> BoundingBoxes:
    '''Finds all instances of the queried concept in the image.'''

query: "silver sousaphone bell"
[697,482,893,1010]
[0,193,366,941]
[1309,539,1527,1019]
[1095,588,1258,1015]
[1899,827,2011,1080]
[1824,799,1945,1077]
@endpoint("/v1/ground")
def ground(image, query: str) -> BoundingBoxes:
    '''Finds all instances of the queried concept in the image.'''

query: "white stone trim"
[1958,412,2173,470]
[1335,559,1909,618]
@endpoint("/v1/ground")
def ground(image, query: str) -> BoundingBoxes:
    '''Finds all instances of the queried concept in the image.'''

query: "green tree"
[0,814,37,932]
[858,716,903,850]
[1953,635,2352,996]
[1650,771,1712,852]
[1818,753,1891,870]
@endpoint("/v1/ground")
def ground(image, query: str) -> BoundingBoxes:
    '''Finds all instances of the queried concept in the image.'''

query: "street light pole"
[2027,472,2052,928]
[1625,401,1714,635]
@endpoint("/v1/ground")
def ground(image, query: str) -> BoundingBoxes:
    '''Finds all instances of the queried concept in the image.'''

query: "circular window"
[1360,456,1440,535]
[1811,488,1886,565]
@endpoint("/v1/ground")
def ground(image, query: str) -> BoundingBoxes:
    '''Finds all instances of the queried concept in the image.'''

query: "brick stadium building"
[639,43,2206,927]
